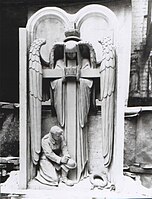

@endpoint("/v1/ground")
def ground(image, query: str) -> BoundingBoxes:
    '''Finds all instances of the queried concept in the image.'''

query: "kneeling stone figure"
[35,126,76,186]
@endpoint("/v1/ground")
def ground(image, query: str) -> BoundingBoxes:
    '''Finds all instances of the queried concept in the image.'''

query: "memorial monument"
[19,4,131,189]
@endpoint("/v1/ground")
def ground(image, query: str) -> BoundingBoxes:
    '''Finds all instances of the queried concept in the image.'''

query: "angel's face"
[67,52,76,60]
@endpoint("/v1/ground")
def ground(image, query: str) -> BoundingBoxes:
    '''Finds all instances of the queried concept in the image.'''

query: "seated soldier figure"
[35,126,76,186]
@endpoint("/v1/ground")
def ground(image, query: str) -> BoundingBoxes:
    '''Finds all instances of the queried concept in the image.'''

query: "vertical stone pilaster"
[19,28,28,189]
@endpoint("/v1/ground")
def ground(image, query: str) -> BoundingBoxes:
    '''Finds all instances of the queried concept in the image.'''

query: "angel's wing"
[29,38,46,165]
[78,42,97,68]
[99,37,116,167]
[49,43,64,68]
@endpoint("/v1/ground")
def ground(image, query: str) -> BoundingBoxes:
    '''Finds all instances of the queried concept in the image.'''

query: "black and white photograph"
[0,0,152,198]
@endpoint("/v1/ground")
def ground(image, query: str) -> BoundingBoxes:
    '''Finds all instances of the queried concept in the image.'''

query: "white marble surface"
[1,171,152,198]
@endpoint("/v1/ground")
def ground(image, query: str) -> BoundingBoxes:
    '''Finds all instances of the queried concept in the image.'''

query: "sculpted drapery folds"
[28,29,116,183]
[49,32,95,181]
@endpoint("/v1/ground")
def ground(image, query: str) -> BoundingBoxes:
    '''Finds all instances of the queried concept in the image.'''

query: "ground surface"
[1,171,152,199]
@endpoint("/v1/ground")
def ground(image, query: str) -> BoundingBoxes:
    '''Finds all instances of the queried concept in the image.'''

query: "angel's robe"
[50,58,93,182]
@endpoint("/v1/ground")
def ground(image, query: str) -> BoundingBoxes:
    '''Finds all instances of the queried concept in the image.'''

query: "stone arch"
[26,7,71,62]
[74,4,118,62]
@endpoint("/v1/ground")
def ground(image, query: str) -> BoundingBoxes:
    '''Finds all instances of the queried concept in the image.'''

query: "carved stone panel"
[19,4,131,189]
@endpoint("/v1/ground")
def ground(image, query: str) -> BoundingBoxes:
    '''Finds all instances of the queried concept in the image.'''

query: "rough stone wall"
[124,112,152,166]
[0,108,19,157]
[136,112,152,165]
[124,112,152,188]
[124,117,136,166]
[127,1,152,188]
[131,0,148,52]
[129,0,151,100]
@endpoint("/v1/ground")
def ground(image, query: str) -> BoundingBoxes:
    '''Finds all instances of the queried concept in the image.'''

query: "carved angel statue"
[28,28,116,184]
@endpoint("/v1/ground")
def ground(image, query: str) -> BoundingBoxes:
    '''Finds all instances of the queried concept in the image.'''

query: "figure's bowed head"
[49,126,63,141]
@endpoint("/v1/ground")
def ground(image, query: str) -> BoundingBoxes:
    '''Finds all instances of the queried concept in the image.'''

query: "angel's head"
[67,52,77,60]
[65,40,77,60]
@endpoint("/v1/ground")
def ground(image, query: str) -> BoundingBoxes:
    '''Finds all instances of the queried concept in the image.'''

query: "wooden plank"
[130,165,152,174]
[43,68,100,78]
[19,28,27,189]
[125,106,152,113]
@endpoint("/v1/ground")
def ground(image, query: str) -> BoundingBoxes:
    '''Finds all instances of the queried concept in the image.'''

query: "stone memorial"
[19,4,131,190]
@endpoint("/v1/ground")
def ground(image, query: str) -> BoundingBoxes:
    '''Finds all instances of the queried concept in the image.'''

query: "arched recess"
[74,4,118,62]
[26,7,71,62]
